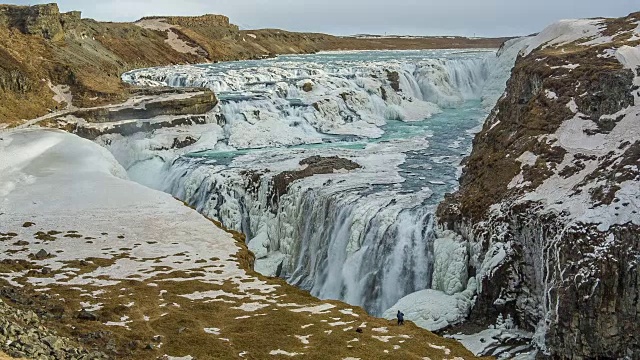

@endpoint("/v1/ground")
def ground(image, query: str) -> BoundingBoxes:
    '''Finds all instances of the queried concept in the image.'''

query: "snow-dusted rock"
[437,11,640,359]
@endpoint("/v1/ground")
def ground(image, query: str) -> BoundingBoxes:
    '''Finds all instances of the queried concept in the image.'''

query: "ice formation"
[123,50,498,149]
[107,46,525,318]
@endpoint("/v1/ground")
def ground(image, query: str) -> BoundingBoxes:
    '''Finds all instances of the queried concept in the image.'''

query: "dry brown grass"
[0,212,489,360]
[0,351,26,360]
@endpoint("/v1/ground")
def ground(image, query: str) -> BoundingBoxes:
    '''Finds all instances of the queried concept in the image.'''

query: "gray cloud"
[9,0,640,37]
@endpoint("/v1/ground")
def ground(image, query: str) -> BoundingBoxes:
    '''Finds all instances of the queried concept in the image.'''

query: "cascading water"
[109,47,521,317]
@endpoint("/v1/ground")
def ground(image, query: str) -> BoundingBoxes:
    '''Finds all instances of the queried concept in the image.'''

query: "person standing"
[397,310,404,326]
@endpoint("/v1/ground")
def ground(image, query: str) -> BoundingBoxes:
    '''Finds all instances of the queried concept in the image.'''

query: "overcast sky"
[11,0,640,37]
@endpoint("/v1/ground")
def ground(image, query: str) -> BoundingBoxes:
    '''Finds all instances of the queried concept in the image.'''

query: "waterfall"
[151,155,436,315]
[110,48,523,317]
[123,54,493,149]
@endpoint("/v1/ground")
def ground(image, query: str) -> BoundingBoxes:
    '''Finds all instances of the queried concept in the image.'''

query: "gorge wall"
[436,12,640,358]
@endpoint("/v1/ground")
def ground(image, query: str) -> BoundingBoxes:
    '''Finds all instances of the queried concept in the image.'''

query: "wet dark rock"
[270,156,361,206]
[386,70,401,92]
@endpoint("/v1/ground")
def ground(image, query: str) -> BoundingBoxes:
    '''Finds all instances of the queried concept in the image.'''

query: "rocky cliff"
[437,12,640,358]
[0,3,507,127]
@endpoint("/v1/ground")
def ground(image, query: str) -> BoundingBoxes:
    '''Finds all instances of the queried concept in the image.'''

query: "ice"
[123,52,498,149]
[522,19,608,56]
[381,278,477,331]
[431,231,469,295]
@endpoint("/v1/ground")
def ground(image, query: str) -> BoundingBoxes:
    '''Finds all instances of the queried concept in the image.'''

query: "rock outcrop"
[0,298,106,359]
[437,12,640,358]
[0,3,77,41]
[271,156,361,205]
[43,87,217,139]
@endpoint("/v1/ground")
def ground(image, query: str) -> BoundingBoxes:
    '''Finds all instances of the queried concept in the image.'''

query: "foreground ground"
[0,129,484,359]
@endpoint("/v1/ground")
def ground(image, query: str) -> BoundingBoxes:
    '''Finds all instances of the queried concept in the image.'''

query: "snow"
[381,280,476,331]
[449,327,534,357]
[136,19,205,55]
[48,82,74,110]
[522,19,608,56]
[545,90,558,100]
[339,309,359,317]
[508,152,538,188]
[294,335,312,344]
[204,328,221,335]
[289,304,335,314]
[269,349,303,356]
[522,101,640,232]
[616,45,640,77]
[0,128,281,293]
[428,343,451,355]
[233,302,271,312]
[550,64,580,70]
[372,336,394,343]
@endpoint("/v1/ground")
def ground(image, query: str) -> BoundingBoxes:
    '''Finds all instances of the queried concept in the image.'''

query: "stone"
[34,249,49,260]
[77,310,98,321]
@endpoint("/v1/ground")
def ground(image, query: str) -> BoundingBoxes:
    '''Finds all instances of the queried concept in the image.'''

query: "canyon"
[0,3,639,360]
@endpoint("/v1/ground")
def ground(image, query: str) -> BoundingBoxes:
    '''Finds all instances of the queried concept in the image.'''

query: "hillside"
[0,3,507,126]
[436,11,640,358]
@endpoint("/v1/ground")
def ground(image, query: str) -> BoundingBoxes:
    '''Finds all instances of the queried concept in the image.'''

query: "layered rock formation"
[437,12,640,358]
[40,87,218,140]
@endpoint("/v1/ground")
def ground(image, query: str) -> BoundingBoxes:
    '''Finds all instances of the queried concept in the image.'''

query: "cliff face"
[437,12,640,358]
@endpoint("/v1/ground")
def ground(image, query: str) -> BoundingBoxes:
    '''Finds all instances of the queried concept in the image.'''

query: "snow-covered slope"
[0,129,479,359]
[436,11,640,359]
